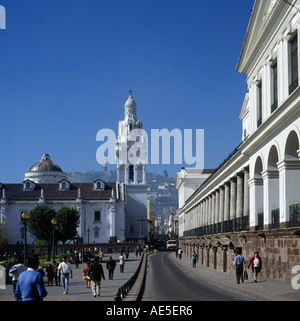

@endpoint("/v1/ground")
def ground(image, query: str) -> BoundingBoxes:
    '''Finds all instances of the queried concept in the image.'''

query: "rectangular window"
[94,229,99,238]
[257,82,262,128]
[94,211,101,222]
[289,33,298,94]
[271,61,278,113]
[130,224,134,233]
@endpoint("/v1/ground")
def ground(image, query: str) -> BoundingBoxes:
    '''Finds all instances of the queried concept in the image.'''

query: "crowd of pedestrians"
[175,247,263,285]
[7,245,140,301]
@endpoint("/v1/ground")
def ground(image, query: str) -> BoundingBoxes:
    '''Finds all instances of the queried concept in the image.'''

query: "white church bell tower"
[116,90,147,185]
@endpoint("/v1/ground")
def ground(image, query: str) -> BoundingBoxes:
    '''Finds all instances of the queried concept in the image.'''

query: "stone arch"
[281,130,300,227]
[254,156,264,178]
[285,130,300,160]
[267,144,280,169]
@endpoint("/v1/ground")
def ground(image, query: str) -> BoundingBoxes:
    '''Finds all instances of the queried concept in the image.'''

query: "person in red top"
[248,252,262,283]
[83,262,91,288]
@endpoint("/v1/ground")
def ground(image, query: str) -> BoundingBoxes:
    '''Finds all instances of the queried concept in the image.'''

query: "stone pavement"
[0,253,142,301]
[171,252,300,301]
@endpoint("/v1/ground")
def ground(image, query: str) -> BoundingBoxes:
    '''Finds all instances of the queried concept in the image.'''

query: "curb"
[123,253,148,301]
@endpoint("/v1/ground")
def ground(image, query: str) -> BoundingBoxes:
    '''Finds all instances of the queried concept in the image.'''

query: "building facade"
[0,93,148,246]
[178,0,300,283]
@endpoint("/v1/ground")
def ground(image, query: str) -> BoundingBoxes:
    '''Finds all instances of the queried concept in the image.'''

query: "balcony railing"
[257,212,264,230]
[290,203,300,227]
[183,216,249,237]
[271,208,280,229]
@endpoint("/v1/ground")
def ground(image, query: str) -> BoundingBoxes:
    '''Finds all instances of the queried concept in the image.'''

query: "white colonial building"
[0,93,147,246]
[178,0,300,283]
[176,167,213,236]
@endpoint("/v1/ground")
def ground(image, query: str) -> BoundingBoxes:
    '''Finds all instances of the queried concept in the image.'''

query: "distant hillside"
[67,170,178,219]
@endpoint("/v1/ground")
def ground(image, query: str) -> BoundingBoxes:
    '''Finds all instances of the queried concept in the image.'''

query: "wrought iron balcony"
[290,203,300,227]
[271,208,280,229]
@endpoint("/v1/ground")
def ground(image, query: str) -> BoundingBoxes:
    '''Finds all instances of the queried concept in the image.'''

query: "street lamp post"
[21,211,30,265]
[51,218,57,263]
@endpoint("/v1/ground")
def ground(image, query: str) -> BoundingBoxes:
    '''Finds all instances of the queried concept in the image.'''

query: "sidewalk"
[0,253,142,301]
[171,253,300,301]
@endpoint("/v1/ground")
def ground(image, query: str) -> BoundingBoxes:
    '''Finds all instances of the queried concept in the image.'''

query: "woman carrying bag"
[248,252,262,283]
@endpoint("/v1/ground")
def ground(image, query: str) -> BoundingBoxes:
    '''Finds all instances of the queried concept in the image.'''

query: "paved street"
[142,251,251,301]
[0,253,142,301]
[142,251,300,301]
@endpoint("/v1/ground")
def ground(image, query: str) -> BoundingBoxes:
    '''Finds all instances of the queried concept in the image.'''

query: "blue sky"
[0,0,255,182]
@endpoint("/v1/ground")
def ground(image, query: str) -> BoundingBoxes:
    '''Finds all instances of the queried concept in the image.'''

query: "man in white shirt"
[57,256,73,294]
[9,257,27,301]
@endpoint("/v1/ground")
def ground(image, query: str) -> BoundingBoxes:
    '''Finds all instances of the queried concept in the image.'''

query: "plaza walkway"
[0,253,142,301]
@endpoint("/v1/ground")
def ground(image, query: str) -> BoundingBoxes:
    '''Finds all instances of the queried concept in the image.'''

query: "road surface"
[142,251,252,301]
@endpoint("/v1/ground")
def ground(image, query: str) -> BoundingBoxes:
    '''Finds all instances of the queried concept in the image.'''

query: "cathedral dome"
[24,153,67,184]
[29,153,63,172]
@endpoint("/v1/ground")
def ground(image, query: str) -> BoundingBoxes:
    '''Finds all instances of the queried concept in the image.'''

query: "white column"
[108,203,116,239]
[278,37,289,104]
[262,170,279,228]
[134,165,138,184]
[224,182,230,222]
[211,193,215,226]
[218,186,224,223]
[243,168,250,217]
[236,173,244,218]
[248,177,263,231]
[263,62,271,120]
[200,202,203,227]
[277,159,300,227]
[116,164,120,184]
[230,177,237,220]
[124,165,129,184]
[215,189,220,224]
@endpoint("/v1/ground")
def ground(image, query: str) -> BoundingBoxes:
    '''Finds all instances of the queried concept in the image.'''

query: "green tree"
[56,206,80,247]
[28,204,56,258]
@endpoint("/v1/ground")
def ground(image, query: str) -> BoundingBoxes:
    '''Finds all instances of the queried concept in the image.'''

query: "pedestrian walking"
[15,256,47,301]
[119,252,125,273]
[83,262,91,288]
[175,248,178,258]
[46,263,54,286]
[8,257,27,301]
[125,247,129,259]
[52,261,59,286]
[74,252,80,268]
[178,248,182,260]
[106,256,117,280]
[233,250,247,284]
[135,247,138,258]
[248,252,262,283]
[192,251,198,268]
[57,256,73,295]
[99,250,104,262]
[88,255,105,297]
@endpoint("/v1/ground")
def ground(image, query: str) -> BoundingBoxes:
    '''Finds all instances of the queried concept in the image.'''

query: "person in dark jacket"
[88,256,105,297]
[106,256,117,280]
[15,256,47,301]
